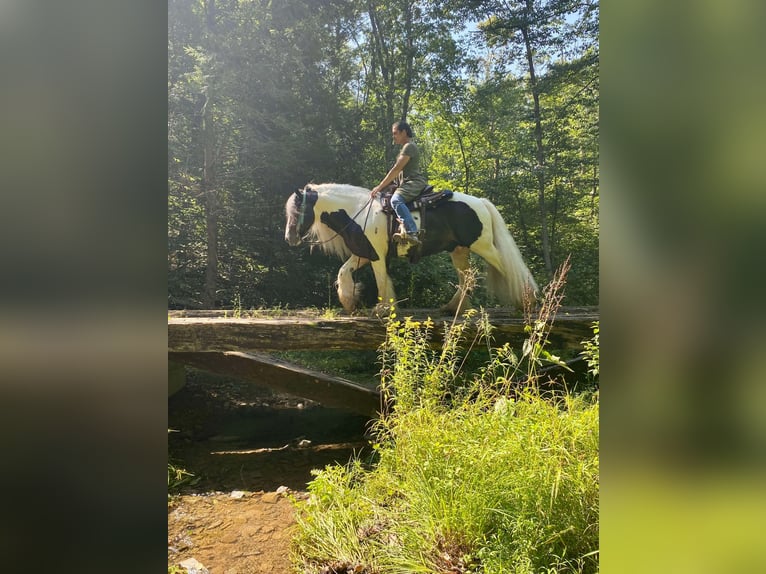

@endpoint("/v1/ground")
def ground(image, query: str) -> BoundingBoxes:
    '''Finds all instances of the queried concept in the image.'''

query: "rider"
[370,120,428,245]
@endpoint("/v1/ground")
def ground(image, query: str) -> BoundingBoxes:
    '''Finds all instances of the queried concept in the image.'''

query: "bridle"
[296,187,316,233]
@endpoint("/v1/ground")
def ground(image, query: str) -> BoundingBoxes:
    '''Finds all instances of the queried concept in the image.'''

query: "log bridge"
[168,307,598,417]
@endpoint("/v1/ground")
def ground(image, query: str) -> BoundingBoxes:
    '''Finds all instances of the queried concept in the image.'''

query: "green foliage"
[292,268,599,573]
[581,321,599,379]
[168,427,198,496]
[167,460,196,494]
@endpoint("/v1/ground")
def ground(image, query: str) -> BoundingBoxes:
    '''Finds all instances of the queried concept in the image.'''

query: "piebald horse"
[284,183,538,314]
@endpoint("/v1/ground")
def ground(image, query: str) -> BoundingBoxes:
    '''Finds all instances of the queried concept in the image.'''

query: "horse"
[284,182,538,314]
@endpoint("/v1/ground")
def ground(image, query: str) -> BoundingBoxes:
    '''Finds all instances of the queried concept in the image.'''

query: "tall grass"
[292,262,599,574]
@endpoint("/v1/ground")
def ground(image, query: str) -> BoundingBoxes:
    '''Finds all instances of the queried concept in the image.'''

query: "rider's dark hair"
[392,120,413,137]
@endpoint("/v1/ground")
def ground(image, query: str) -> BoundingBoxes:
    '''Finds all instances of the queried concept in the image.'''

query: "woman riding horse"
[370,121,428,246]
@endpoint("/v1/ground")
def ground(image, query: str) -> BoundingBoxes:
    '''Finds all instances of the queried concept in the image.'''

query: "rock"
[169,533,194,551]
[261,491,280,503]
[230,490,246,499]
[276,485,290,494]
[178,557,210,574]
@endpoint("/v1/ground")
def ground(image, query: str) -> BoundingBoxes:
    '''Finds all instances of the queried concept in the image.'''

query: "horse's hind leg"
[441,246,473,315]
[337,256,369,312]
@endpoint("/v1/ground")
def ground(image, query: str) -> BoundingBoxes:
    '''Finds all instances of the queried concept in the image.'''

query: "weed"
[519,255,574,384]
[581,321,599,379]
[168,462,194,492]
[168,436,197,495]
[231,290,243,318]
[320,306,343,319]
[292,260,599,574]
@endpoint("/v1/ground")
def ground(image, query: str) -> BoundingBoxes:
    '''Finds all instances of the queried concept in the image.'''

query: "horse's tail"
[482,198,539,308]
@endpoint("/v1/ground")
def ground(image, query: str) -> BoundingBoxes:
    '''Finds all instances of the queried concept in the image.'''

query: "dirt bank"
[168,370,374,573]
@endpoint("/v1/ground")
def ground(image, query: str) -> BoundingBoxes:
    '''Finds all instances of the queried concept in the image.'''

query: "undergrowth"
[292,259,599,573]
[168,430,197,498]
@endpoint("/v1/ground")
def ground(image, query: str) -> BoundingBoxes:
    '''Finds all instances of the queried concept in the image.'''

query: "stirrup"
[394,231,420,244]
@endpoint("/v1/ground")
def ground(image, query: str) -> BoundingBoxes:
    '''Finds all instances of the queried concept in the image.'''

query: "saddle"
[379,185,454,242]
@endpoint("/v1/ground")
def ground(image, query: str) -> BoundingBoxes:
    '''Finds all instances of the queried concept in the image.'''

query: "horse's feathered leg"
[441,246,473,315]
[370,259,396,314]
[336,256,369,312]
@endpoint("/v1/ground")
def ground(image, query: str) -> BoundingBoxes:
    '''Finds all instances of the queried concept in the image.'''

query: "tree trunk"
[550,153,561,262]
[202,0,218,308]
[591,161,598,219]
[521,15,553,277]
[367,1,395,157]
[453,123,469,193]
[202,88,218,308]
[401,0,414,122]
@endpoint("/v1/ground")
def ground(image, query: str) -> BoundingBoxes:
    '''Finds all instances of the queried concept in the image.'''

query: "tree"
[169,0,364,308]
[435,0,597,279]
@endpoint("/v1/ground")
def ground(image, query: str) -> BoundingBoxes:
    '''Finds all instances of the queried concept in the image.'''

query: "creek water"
[168,369,375,493]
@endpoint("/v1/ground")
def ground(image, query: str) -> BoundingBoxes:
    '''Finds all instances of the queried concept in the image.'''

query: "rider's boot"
[393,227,421,245]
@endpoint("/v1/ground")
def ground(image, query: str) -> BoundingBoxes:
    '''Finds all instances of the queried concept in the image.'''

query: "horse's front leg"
[336,256,369,313]
[441,246,473,315]
[370,259,397,316]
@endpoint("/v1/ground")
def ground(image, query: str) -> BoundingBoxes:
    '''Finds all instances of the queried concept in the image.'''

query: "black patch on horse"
[417,201,484,257]
[320,209,380,261]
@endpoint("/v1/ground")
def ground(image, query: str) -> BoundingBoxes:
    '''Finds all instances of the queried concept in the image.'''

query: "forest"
[168,0,599,310]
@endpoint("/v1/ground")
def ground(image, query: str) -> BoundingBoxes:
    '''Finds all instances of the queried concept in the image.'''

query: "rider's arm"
[371,154,411,196]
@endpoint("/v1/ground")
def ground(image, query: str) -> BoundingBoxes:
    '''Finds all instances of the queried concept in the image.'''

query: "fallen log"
[168,307,598,353]
[169,351,380,417]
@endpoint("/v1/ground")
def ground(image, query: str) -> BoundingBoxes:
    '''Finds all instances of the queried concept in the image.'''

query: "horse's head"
[284,185,317,246]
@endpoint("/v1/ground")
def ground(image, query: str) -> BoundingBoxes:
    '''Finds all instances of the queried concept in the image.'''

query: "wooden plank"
[169,351,381,417]
[168,307,598,353]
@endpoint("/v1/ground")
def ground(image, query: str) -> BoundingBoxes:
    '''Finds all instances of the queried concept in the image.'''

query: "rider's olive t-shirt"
[397,142,427,198]
[400,142,423,181]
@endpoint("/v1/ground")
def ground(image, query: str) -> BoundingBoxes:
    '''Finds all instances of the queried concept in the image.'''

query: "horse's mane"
[309,182,370,199]
[305,183,374,260]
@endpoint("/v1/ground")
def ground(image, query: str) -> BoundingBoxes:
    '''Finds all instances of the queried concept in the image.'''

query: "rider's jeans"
[391,192,418,234]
